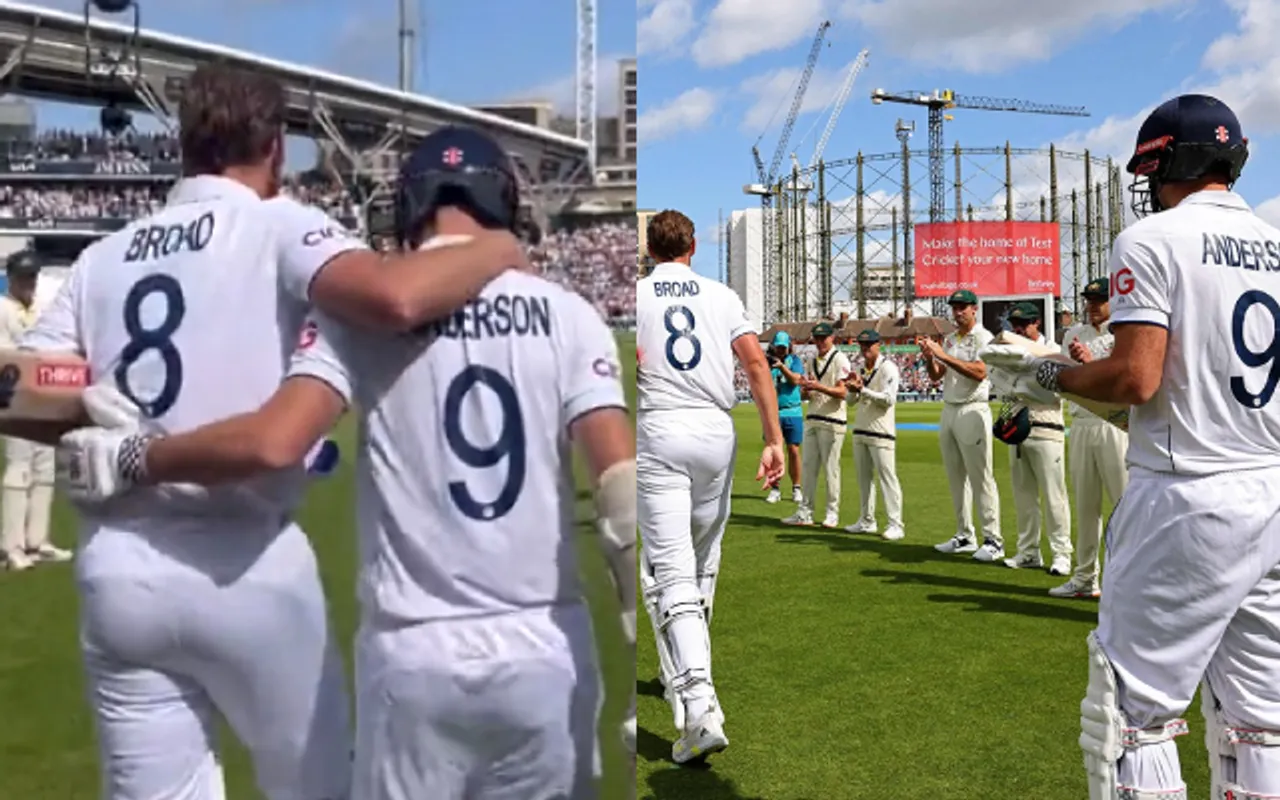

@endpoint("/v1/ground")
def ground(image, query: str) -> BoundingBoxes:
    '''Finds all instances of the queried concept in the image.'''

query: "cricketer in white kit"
[0,249,71,570]
[1023,94,1280,800]
[997,302,1071,575]
[842,328,904,540]
[782,320,851,529]
[1050,277,1128,600]
[55,126,635,800]
[18,65,536,800]
[635,209,784,764]
[924,289,1004,562]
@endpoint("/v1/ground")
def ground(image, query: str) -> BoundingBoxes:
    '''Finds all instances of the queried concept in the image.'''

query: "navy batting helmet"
[1127,94,1249,218]
[993,401,1032,446]
[394,125,520,249]
[5,250,40,279]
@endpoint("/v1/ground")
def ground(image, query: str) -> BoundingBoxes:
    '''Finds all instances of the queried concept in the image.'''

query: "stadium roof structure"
[0,0,592,223]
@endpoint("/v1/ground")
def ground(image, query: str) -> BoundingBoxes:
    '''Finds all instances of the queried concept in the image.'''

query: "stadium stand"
[0,130,636,328]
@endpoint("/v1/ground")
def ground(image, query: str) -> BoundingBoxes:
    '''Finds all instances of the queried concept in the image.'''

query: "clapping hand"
[1069,340,1094,364]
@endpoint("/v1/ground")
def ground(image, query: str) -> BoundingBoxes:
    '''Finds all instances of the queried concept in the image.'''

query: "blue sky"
[638,0,1280,278]
[19,0,635,168]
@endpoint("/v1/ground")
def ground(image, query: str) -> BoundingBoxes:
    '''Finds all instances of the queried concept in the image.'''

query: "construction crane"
[799,48,869,171]
[869,89,1090,223]
[745,19,830,323]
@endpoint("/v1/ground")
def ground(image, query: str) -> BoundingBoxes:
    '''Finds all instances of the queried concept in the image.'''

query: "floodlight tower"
[576,0,597,179]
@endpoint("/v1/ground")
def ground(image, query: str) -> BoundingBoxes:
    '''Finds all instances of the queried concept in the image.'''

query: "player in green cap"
[1000,302,1072,576]
[1050,278,1127,600]
[783,321,851,528]
[921,290,1004,561]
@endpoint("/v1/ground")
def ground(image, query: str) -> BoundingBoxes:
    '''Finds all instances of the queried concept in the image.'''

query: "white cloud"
[740,57,861,143]
[1256,195,1280,227]
[639,87,719,143]
[840,0,1187,73]
[505,55,630,116]
[691,0,828,69]
[1202,0,1278,72]
[638,0,697,58]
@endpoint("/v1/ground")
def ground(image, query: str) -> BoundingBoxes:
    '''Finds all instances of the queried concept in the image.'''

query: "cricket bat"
[994,331,1131,431]
[0,348,90,422]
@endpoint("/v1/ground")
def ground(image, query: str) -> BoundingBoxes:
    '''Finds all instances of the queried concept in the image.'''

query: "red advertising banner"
[913,221,1061,297]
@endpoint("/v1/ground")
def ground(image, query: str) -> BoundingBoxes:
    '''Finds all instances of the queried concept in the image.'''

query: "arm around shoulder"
[309,233,529,332]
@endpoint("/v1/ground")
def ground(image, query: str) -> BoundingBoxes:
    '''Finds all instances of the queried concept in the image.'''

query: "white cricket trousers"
[852,439,902,528]
[1006,437,1071,562]
[1097,465,1280,793]
[938,402,1001,544]
[77,518,352,800]
[2,435,55,553]
[799,422,846,522]
[353,604,602,800]
[636,409,735,589]
[1068,420,1128,584]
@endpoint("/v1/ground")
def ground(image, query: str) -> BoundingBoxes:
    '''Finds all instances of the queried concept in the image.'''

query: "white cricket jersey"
[851,355,899,446]
[1109,190,1280,475]
[21,176,367,526]
[941,326,994,404]
[636,262,756,413]
[1060,321,1113,422]
[287,237,627,625]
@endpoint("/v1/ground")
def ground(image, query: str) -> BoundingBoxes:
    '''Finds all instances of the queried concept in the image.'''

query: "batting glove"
[978,343,1040,372]
[57,427,138,502]
[82,383,144,430]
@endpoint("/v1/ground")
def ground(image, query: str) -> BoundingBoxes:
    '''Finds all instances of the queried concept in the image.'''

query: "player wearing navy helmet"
[59,124,635,800]
[1007,94,1280,799]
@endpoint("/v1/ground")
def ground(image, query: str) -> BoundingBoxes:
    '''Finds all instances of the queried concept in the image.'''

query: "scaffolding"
[766,143,1125,323]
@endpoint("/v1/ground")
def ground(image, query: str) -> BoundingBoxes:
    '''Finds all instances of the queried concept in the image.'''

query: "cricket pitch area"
[0,332,637,799]
[636,400,1214,799]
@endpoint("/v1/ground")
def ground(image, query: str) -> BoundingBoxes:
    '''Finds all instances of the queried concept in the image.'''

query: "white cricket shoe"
[33,545,72,563]
[765,487,781,504]
[821,513,841,529]
[934,533,977,554]
[845,518,876,534]
[1048,556,1072,576]
[972,539,1005,562]
[1049,577,1100,599]
[673,708,729,764]
[782,510,814,526]
[881,525,905,541]
[5,549,33,571]
[1002,553,1043,570]
[792,487,803,503]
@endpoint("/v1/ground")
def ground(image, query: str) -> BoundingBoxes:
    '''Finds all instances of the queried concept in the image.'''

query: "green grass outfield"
[637,401,1213,800]
[0,333,637,799]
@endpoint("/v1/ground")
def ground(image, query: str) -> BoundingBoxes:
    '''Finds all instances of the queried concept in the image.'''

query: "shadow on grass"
[774,530,961,565]
[637,677,665,699]
[638,725,771,800]
[857,568,1100,623]
[921,591,1100,623]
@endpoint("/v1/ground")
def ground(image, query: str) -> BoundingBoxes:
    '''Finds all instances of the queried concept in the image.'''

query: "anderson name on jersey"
[636,263,756,413]
[288,252,626,626]
[20,176,367,526]
[1109,190,1280,474]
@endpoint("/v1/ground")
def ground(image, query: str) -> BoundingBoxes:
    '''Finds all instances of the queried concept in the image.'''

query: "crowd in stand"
[5,130,180,163]
[0,132,637,326]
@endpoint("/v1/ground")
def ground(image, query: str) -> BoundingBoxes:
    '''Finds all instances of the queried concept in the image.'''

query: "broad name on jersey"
[652,280,700,298]
[1202,233,1280,271]
[419,294,552,340]
[123,211,216,264]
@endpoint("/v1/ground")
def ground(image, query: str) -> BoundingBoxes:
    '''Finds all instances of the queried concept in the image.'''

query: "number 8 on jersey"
[114,274,186,418]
